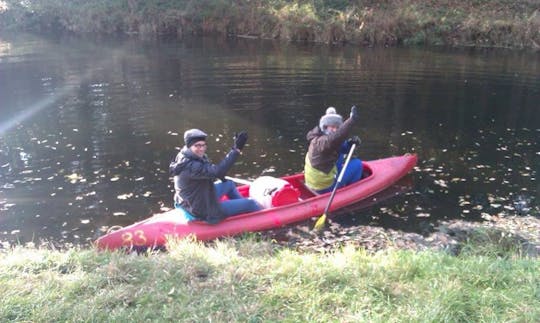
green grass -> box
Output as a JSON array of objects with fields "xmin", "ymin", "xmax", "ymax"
[
  {"xmin": 1, "ymin": 236, "xmax": 538, "ymax": 322},
  {"xmin": 1, "ymin": 0, "xmax": 539, "ymax": 49}
]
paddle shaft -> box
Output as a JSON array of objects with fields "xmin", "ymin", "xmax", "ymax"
[
  {"xmin": 224, "ymin": 176, "xmax": 252, "ymax": 186},
  {"xmin": 321, "ymin": 143, "xmax": 356, "ymax": 216}
]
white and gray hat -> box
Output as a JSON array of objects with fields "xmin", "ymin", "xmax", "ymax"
[{"xmin": 319, "ymin": 107, "xmax": 343, "ymax": 131}]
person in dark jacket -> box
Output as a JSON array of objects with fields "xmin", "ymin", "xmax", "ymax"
[
  {"xmin": 169, "ymin": 129, "xmax": 261, "ymax": 224},
  {"xmin": 304, "ymin": 106, "xmax": 363, "ymax": 194}
]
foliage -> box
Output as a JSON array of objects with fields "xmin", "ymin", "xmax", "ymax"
[{"xmin": 0, "ymin": 1, "xmax": 539, "ymax": 48}]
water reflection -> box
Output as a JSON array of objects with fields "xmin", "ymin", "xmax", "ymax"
[{"xmin": 0, "ymin": 33, "xmax": 538, "ymax": 246}]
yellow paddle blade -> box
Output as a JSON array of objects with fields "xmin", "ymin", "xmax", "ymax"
[{"xmin": 313, "ymin": 213, "xmax": 327, "ymax": 231}]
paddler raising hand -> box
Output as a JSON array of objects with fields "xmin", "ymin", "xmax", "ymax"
[
  {"xmin": 304, "ymin": 106, "xmax": 363, "ymax": 194},
  {"xmin": 169, "ymin": 129, "xmax": 261, "ymax": 224}
]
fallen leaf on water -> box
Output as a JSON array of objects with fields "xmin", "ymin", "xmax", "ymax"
[
  {"xmin": 65, "ymin": 173, "xmax": 84, "ymax": 183},
  {"xmin": 434, "ymin": 179, "xmax": 448, "ymax": 188}
]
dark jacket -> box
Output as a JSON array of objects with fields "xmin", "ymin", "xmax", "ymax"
[
  {"xmin": 306, "ymin": 117, "xmax": 356, "ymax": 173},
  {"xmin": 169, "ymin": 147, "xmax": 240, "ymax": 222}
]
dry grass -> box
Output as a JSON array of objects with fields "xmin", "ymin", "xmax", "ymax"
[{"xmin": 1, "ymin": 235, "xmax": 539, "ymax": 322}]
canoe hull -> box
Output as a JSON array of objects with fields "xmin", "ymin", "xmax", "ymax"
[{"xmin": 95, "ymin": 154, "xmax": 417, "ymax": 250}]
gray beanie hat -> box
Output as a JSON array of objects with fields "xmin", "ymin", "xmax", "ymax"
[
  {"xmin": 319, "ymin": 107, "xmax": 343, "ymax": 131},
  {"xmin": 184, "ymin": 128, "xmax": 208, "ymax": 147}
]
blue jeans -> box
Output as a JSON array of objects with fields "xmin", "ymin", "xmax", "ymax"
[
  {"xmin": 215, "ymin": 180, "xmax": 261, "ymax": 217},
  {"xmin": 316, "ymin": 157, "xmax": 363, "ymax": 194}
]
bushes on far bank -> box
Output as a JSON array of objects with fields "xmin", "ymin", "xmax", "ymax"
[{"xmin": 0, "ymin": 0, "xmax": 539, "ymax": 49}]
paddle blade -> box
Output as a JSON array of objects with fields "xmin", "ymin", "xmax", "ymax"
[{"xmin": 313, "ymin": 213, "xmax": 327, "ymax": 231}]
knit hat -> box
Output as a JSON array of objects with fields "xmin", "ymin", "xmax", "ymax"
[
  {"xmin": 319, "ymin": 107, "xmax": 343, "ymax": 131},
  {"xmin": 184, "ymin": 128, "xmax": 208, "ymax": 148}
]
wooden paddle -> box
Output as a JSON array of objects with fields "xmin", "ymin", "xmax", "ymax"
[{"xmin": 313, "ymin": 143, "xmax": 357, "ymax": 231}]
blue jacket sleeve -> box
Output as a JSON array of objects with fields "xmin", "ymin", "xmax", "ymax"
[{"xmin": 339, "ymin": 140, "xmax": 350, "ymax": 154}]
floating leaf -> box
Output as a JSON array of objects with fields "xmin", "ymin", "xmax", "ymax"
[
  {"xmin": 117, "ymin": 193, "xmax": 133, "ymax": 200},
  {"xmin": 66, "ymin": 173, "xmax": 84, "ymax": 183},
  {"xmin": 434, "ymin": 179, "xmax": 448, "ymax": 188}
]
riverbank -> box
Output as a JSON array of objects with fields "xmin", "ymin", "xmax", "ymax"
[
  {"xmin": 1, "ymin": 226, "xmax": 539, "ymax": 322},
  {"xmin": 273, "ymin": 215, "xmax": 540, "ymax": 257},
  {"xmin": 1, "ymin": 0, "xmax": 539, "ymax": 49}
]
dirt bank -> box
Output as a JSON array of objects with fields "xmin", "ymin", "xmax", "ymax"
[{"xmin": 273, "ymin": 215, "xmax": 540, "ymax": 257}]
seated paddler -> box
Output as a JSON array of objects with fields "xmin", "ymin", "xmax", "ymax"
[
  {"xmin": 169, "ymin": 128, "xmax": 261, "ymax": 224},
  {"xmin": 304, "ymin": 105, "xmax": 363, "ymax": 194}
]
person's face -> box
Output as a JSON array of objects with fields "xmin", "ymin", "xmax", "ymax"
[
  {"xmin": 325, "ymin": 124, "xmax": 339, "ymax": 133},
  {"xmin": 189, "ymin": 140, "xmax": 207, "ymax": 157}
]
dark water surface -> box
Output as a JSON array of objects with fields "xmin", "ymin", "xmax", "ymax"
[{"xmin": 1, "ymin": 33, "xmax": 539, "ymax": 247}]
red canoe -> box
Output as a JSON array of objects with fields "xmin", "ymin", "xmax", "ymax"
[{"xmin": 95, "ymin": 154, "xmax": 417, "ymax": 250}]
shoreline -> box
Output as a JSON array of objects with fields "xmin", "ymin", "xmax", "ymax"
[
  {"xmin": 1, "ymin": 0, "xmax": 539, "ymax": 50},
  {"xmin": 268, "ymin": 215, "xmax": 540, "ymax": 257},
  {"xmin": 2, "ymin": 215, "xmax": 538, "ymax": 258}
]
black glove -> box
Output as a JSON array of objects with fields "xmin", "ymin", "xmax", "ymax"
[
  {"xmin": 233, "ymin": 131, "xmax": 248, "ymax": 151},
  {"xmin": 347, "ymin": 135, "xmax": 361, "ymax": 146},
  {"xmin": 350, "ymin": 105, "xmax": 359, "ymax": 121}
]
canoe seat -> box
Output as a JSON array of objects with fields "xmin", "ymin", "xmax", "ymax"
[{"xmin": 300, "ymin": 181, "xmax": 320, "ymax": 196}]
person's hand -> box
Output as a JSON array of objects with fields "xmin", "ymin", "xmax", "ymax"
[
  {"xmin": 347, "ymin": 135, "xmax": 361, "ymax": 146},
  {"xmin": 350, "ymin": 105, "xmax": 359, "ymax": 121},
  {"xmin": 233, "ymin": 131, "xmax": 248, "ymax": 151}
]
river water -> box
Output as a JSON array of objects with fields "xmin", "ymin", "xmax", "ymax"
[{"xmin": 0, "ymin": 33, "xmax": 539, "ymax": 247}]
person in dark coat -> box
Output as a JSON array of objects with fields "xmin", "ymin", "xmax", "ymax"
[
  {"xmin": 169, "ymin": 129, "xmax": 261, "ymax": 224},
  {"xmin": 304, "ymin": 106, "xmax": 363, "ymax": 194}
]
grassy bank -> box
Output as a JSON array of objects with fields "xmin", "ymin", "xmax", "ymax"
[
  {"xmin": 1, "ymin": 234, "xmax": 539, "ymax": 322},
  {"xmin": 1, "ymin": 0, "xmax": 539, "ymax": 49}
]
